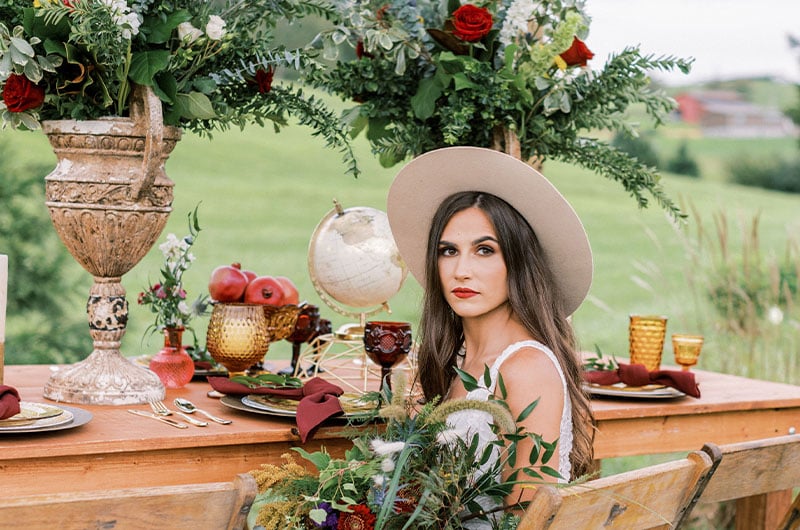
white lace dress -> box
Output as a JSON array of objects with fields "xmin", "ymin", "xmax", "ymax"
[{"xmin": 447, "ymin": 340, "xmax": 573, "ymax": 529}]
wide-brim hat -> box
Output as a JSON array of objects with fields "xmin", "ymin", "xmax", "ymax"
[{"xmin": 387, "ymin": 146, "xmax": 592, "ymax": 316}]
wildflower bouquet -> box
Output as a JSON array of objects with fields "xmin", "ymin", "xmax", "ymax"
[
  {"xmin": 306, "ymin": 0, "xmax": 694, "ymax": 218},
  {"xmin": 247, "ymin": 370, "xmax": 560, "ymax": 529},
  {"xmin": 137, "ymin": 207, "xmax": 209, "ymax": 341},
  {"xmin": 0, "ymin": 0, "xmax": 356, "ymax": 173}
]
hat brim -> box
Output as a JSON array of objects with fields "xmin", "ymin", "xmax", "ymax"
[{"xmin": 387, "ymin": 146, "xmax": 592, "ymax": 316}]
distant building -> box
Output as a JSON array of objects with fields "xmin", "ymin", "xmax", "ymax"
[{"xmin": 674, "ymin": 90, "xmax": 798, "ymax": 138}]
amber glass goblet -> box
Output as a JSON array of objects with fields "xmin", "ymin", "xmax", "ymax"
[
  {"xmin": 206, "ymin": 303, "xmax": 271, "ymax": 377},
  {"xmin": 672, "ymin": 334, "xmax": 704, "ymax": 371},
  {"xmin": 363, "ymin": 321, "xmax": 412, "ymax": 392}
]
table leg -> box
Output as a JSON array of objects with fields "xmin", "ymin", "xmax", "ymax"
[{"xmin": 735, "ymin": 490, "xmax": 794, "ymax": 530}]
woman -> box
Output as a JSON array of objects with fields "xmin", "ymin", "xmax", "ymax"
[{"xmin": 387, "ymin": 146, "xmax": 595, "ymax": 521}]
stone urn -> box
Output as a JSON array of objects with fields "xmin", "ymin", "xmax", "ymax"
[{"xmin": 41, "ymin": 85, "xmax": 182, "ymax": 405}]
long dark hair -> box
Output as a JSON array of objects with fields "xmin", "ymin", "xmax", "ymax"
[{"xmin": 416, "ymin": 191, "xmax": 595, "ymax": 478}]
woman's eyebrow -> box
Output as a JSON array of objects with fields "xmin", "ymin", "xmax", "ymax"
[{"xmin": 472, "ymin": 235, "xmax": 498, "ymax": 245}]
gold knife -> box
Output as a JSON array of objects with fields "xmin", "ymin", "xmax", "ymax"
[{"xmin": 127, "ymin": 409, "xmax": 189, "ymax": 429}]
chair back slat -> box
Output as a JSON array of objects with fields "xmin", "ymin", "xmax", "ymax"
[
  {"xmin": 519, "ymin": 449, "xmax": 718, "ymax": 530},
  {"xmin": 699, "ymin": 434, "xmax": 800, "ymax": 504},
  {"xmin": 0, "ymin": 473, "xmax": 257, "ymax": 530}
]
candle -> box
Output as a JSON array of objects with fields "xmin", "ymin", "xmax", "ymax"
[{"xmin": 0, "ymin": 254, "xmax": 6, "ymax": 384}]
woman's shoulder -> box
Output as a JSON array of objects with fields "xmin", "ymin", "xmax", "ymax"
[{"xmin": 494, "ymin": 341, "xmax": 565, "ymax": 386}]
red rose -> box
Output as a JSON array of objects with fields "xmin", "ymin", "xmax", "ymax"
[
  {"xmin": 336, "ymin": 504, "xmax": 376, "ymax": 530},
  {"xmin": 451, "ymin": 4, "xmax": 493, "ymax": 42},
  {"xmin": 560, "ymin": 36, "xmax": 594, "ymax": 67},
  {"xmin": 253, "ymin": 67, "xmax": 275, "ymax": 94},
  {"xmin": 2, "ymin": 74, "xmax": 45, "ymax": 113}
]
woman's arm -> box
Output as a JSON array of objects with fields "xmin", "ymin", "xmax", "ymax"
[{"xmin": 497, "ymin": 346, "xmax": 566, "ymax": 506}]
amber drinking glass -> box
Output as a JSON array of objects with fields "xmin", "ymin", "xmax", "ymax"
[
  {"xmin": 206, "ymin": 303, "xmax": 271, "ymax": 376},
  {"xmin": 672, "ymin": 334, "xmax": 704, "ymax": 371},
  {"xmin": 363, "ymin": 321, "xmax": 412, "ymax": 392},
  {"xmin": 629, "ymin": 315, "xmax": 668, "ymax": 372}
]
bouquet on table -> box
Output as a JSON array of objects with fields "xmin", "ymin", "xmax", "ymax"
[
  {"xmin": 0, "ymin": 0, "xmax": 357, "ymax": 173},
  {"xmin": 137, "ymin": 207, "xmax": 209, "ymax": 354},
  {"xmin": 306, "ymin": 0, "xmax": 693, "ymax": 218},
  {"xmin": 247, "ymin": 370, "xmax": 560, "ymax": 530}
]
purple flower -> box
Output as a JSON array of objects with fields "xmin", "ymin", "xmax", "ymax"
[{"xmin": 313, "ymin": 502, "xmax": 339, "ymax": 529}]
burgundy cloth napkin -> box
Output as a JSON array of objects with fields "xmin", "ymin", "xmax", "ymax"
[
  {"xmin": 207, "ymin": 376, "xmax": 344, "ymax": 442},
  {"xmin": 0, "ymin": 385, "xmax": 21, "ymax": 420},
  {"xmin": 584, "ymin": 363, "xmax": 701, "ymax": 398}
]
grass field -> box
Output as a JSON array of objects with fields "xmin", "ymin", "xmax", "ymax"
[{"xmin": 4, "ymin": 117, "xmax": 799, "ymax": 374}]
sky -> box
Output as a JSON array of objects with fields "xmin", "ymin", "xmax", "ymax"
[{"xmin": 584, "ymin": 0, "xmax": 800, "ymax": 86}]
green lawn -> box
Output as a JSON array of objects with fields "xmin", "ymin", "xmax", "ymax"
[{"xmin": 4, "ymin": 121, "xmax": 799, "ymax": 375}]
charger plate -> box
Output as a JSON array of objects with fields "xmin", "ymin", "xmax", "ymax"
[
  {"xmin": 583, "ymin": 382, "xmax": 686, "ymax": 399},
  {"xmin": 220, "ymin": 393, "xmax": 376, "ymax": 418},
  {"xmin": 0, "ymin": 402, "xmax": 73, "ymax": 431}
]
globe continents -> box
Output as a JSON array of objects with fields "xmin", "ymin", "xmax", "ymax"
[{"xmin": 308, "ymin": 204, "xmax": 408, "ymax": 312}]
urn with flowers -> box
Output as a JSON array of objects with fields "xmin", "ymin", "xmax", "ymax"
[{"xmin": 0, "ymin": 0, "xmax": 358, "ymax": 404}]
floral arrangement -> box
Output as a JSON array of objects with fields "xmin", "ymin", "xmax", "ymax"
[
  {"xmin": 246, "ymin": 370, "xmax": 560, "ymax": 529},
  {"xmin": 0, "ymin": 0, "xmax": 357, "ymax": 174},
  {"xmin": 137, "ymin": 207, "xmax": 208, "ymax": 341},
  {"xmin": 306, "ymin": 0, "xmax": 694, "ymax": 218}
]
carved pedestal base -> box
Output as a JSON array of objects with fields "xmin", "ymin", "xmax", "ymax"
[{"xmin": 43, "ymin": 277, "xmax": 165, "ymax": 405}]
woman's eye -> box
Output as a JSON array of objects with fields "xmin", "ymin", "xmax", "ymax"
[
  {"xmin": 476, "ymin": 245, "xmax": 495, "ymax": 256},
  {"xmin": 438, "ymin": 246, "xmax": 457, "ymax": 257}
]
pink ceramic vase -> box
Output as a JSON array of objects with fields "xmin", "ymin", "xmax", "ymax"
[{"xmin": 149, "ymin": 327, "xmax": 194, "ymax": 388}]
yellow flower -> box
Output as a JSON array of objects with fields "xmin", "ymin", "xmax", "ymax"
[{"xmin": 553, "ymin": 55, "xmax": 568, "ymax": 71}]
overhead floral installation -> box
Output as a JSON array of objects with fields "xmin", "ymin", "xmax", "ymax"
[
  {"xmin": 307, "ymin": 0, "xmax": 694, "ymax": 218},
  {"xmin": 0, "ymin": 0, "xmax": 358, "ymax": 174}
]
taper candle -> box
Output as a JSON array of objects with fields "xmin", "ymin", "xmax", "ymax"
[{"xmin": 0, "ymin": 254, "xmax": 7, "ymax": 384}]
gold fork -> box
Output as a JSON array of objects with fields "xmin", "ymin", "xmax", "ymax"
[{"xmin": 148, "ymin": 400, "xmax": 208, "ymax": 427}]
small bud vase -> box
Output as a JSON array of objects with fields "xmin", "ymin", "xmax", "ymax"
[{"xmin": 149, "ymin": 327, "xmax": 194, "ymax": 389}]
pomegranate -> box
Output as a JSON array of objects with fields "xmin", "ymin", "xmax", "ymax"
[
  {"xmin": 244, "ymin": 275, "xmax": 285, "ymax": 305},
  {"xmin": 276, "ymin": 276, "xmax": 300, "ymax": 305},
  {"xmin": 208, "ymin": 263, "xmax": 249, "ymax": 302}
]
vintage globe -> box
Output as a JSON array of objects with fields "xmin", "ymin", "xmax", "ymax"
[{"xmin": 308, "ymin": 201, "xmax": 408, "ymax": 318}]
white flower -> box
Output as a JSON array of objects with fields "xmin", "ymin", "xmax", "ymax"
[
  {"xmin": 372, "ymin": 475, "xmax": 385, "ymax": 487},
  {"xmin": 178, "ymin": 22, "xmax": 203, "ymax": 44},
  {"xmin": 205, "ymin": 15, "xmax": 227, "ymax": 41},
  {"xmin": 158, "ymin": 233, "xmax": 184, "ymax": 260},
  {"xmin": 381, "ymin": 457, "xmax": 395, "ymax": 473},
  {"xmin": 498, "ymin": 0, "xmax": 537, "ymax": 49},
  {"xmin": 177, "ymin": 301, "xmax": 190, "ymax": 315},
  {"xmin": 101, "ymin": 0, "xmax": 140, "ymax": 39},
  {"xmin": 370, "ymin": 439, "xmax": 405, "ymax": 456},
  {"xmin": 767, "ymin": 306, "xmax": 784, "ymax": 325}
]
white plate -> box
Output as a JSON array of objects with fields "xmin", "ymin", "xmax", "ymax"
[{"xmin": 583, "ymin": 382, "xmax": 686, "ymax": 399}]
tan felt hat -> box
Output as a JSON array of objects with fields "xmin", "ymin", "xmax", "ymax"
[{"xmin": 387, "ymin": 146, "xmax": 592, "ymax": 316}]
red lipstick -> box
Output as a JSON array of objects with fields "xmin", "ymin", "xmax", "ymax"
[{"xmin": 452, "ymin": 287, "xmax": 478, "ymax": 299}]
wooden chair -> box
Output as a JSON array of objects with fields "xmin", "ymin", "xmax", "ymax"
[
  {"xmin": 0, "ymin": 473, "xmax": 257, "ymax": 530},
  {"xmin": 518, "ymin": 446, "xmax": 720, "ymax": 530},
  {"xmin": 697, "ymin": 433, "xmax": 800, "ymax": 530}
]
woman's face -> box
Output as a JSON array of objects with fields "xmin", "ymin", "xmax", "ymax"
[{"xmin": 437, "ymin": 207, "xmax": 510, "ymax": 320}]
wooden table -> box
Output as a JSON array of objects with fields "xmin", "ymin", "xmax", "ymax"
[{"xmin": 3, "ymin": 364, "xmax": 800, "ymax": 525}]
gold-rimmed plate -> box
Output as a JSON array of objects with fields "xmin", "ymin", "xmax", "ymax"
[
  {"xmin": 583, "ymin": 382, "xmax": 686, "ymax": 399},
  {"xmin": 0, "ymin": 403, "xmax": 71, "ymax": 431},
  {"xmin": 220, "ymin": 393, "xmax": 376, "ymax": 419},
  {"xmin": 0, "ymin": 405, "xmax": 92, "ymax": 434}
]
